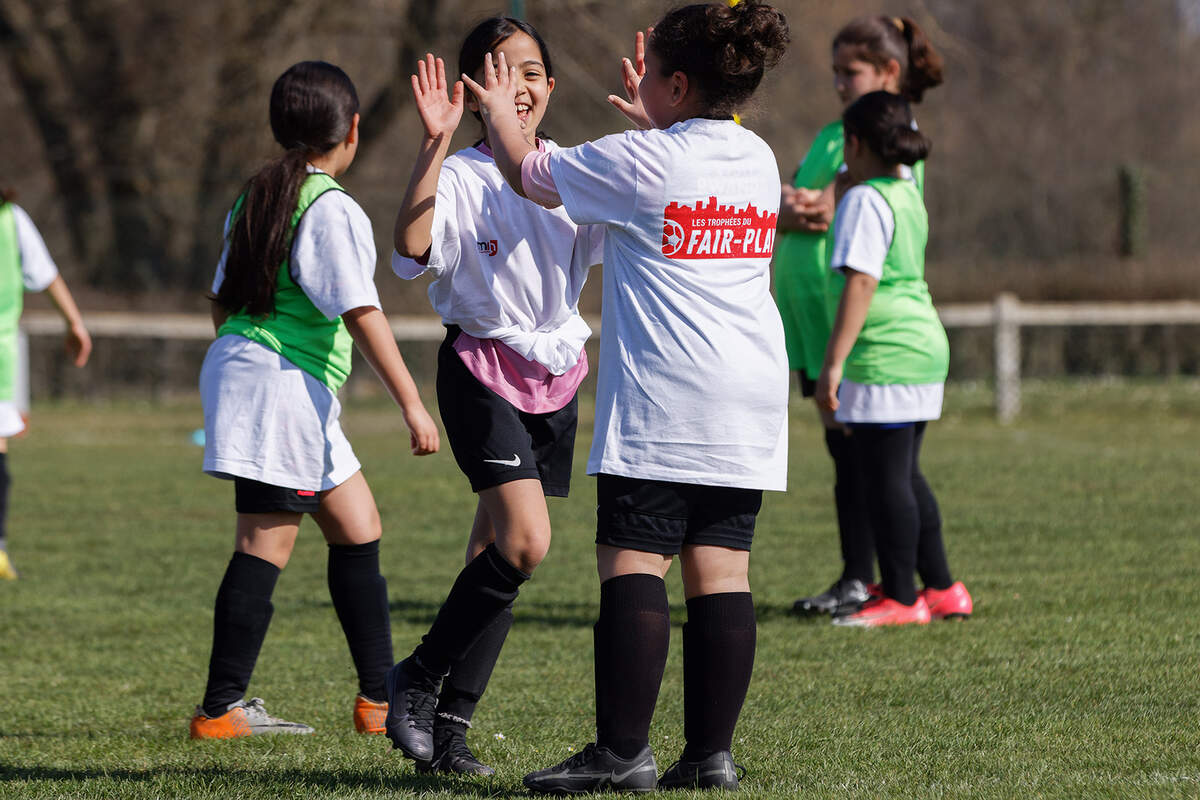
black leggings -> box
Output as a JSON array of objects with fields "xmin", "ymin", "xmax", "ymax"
[{"xmin": 849, "ymin": 422, "xmax": 952, "ymax": 605}]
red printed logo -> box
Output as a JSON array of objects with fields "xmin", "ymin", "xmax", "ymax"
[
  {"xmin": 662, "ymin": 198, "xmax": 777, "ymax": 259},
  {"xmin": 476, "ymin": 240, "xmax": 499, "ymax": 257}
]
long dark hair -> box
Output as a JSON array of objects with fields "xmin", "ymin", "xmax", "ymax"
[
  {"xmin": 648, "ymin": 0, "xmax": 789, "ymax": 117},
  {"xmin": 215, "ymin": 61, "xmax": 359, "ymax": 318},
  {"xmin": 833, "ymin": 16, "xmax": 943, "ymax": 103},
  {"xmin": 0, "ymin": 187, "xmax": 14, "ymax": 206},
  {"xmin": 843, "ymin": 91, "xmax": 931, "ymax": 167},
  {"xmin": 458, "ymin": 17, "xmax": 553, "ymax": 128}
]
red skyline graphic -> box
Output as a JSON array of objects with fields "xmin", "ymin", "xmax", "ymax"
[{"xmin": 662, "ymin": 197, "xmax": 778, "ymax": 260}]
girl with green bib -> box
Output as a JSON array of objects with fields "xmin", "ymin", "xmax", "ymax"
[
  {"xmin": 816, "ymin": 91, "xmax": 971, "ymax": 628},
  {"xmin": 190, "ymin": 62, "xmax": 439, "ymax": 739},
  {"xmin": 0, "ymin": 189, "xmax": 91, "ymax": 581},
  {"xmin": 778, "ymin": 16, "xmax": 943, "ymax": 618}
]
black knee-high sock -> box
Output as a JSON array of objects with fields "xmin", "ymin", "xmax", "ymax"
[
  {"xmin": 681, "ymin": 592, "xmax": 756, "ymax": 761},
  {"xmin": 412, "ymin": 543, "xmax": 528, "ymax": 678},
  {"xmin": 824, "ymin": 428, "xmax": 874, "ymax": 584},
  {"xmin": 910, "ymin": 423, "xmax": 953, "ymax": 590},
  {"xmin": 0, "ymin": 452, "xmax": 9, "ymax": 548},
  {"xmin": 202, "ymin": 552, "xmax": 280, "ymax": 716},
  {"xmin": 594, "ymin": 574, "xmax": 670, "ymax": 759},
  {"xmin": 328, "ymin": 540, "xmax": 393, "ymax": 702},
  {"xmin": 852, "ymin": 426, "xmax": 919, "ymax": 605},
  {"xmin": 437, "ymin": 602, "xmax": 514, "ymax": 725}
]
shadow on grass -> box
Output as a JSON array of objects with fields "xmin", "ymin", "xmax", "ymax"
[
  {"xmin": 0, "ymin": 764, "xmax": 526, "ymax": 798},
  {"xmin": 379, "ymin": 598, "xmax": 804, "ymax": 628}
]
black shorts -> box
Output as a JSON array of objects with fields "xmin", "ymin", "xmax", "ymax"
[
  {"xmin": 234, "ymin": 477, "xmax": 321, "ymax": 514},
  {"xmin": 595, "ymin": 473, "xmax": 763, "ymax": 555},
  {"xmin": 798, "ymin": 368, "xmax": 817, "ymax": 398},
  {"xmin": 437, "ymin": 327, "xmax": 578, "ymax": 497}
]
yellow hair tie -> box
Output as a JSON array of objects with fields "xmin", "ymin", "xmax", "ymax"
[{"xmin": 892, "ymin": 16, "xmax": 905, "ymax": 31}]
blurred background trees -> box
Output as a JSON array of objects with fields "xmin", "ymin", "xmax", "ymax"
[{"xmin": 2, "ymin": 0, "xmax": 1198, "ymax": 311}]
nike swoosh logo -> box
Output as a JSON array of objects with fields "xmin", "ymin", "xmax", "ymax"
[
  {"xmin": 483, "ymin": 454, "xmax": 522, "ymax": 467},
  {"xmin": 611, "ymin": 763, "xmax": 651, "ymax": 782}
]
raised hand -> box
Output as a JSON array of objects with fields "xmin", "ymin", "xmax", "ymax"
[
  {"xmin": 411, "ymin": 53, "xmax": 464, "ymax": 140},
  {"xmin": 607, "ymin": 29, "xmax": 652, "ymax": 129},
  {"xmin": 461, "ymin": 51, "xmax": 520, "ymax": 127}
]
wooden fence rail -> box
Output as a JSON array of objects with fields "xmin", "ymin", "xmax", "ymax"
[{"xmin": 20, "ymin": 294, "xmax": 1200, "ymax": 421}]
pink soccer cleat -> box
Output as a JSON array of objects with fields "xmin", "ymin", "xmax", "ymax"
[
  {"xmin": 831, "ymin": 595, "xmax": 931, "ymax": 627},
  {"xmin": 920, "ymin": 581, "xmax": 973, "ymax": 620}
]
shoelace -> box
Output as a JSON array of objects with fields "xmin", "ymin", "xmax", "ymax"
[
  {"xmin": 557, "ymin": 743, "xmax": 599, "ymax": 769},
  {"xmin": 439, "ymin": 731, "xmax": 481, "ymax": 764},
  {"xmin": 404, "ymin": 688, "xmax": 437, "ymax": 734}
]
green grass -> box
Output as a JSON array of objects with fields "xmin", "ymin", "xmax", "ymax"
[{"xmin": 2, "ymin": 379, "xmax": 1200, "ymax": 798}]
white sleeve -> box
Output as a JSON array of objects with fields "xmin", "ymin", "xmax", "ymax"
[
  {"xmin": 211, "ymin": 211, "xmax": 232, "ymax": 295},
  {"xmin": 547, "ymin": 132, "xmax": 639, "ymax": 227},
  {"xmin": 830, "ymin": 185, "xmax": 894, "ymax": 281},
  {"xmin": 11, "ymin": 205, "xmax": 60, "ymax": 291},
  {"xmin": 391, "ymin": 168, "xmax": 458, "ymax": 280},
  {"xmin": 291, "ymin": 191, "xmax": 381, "ymax": 319},
  {"xmin": 579, "ymin": 224, "xmax": 605, "ymax": 268}
]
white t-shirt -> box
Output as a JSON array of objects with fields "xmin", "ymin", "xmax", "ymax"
[
  {"xmin": 392, "ymin": 142, "xmax": 604, "ymax": 375},
  {"xmin": 549, "ymin": 118, "xmax": 789, "ymax": 491},
  {"xmin": 9, "ymin": 204, "xmax": 61, "ymax": 291},
  {"xmin": 201, "ymin": 175, "xmax": 380, "ymax": 490},
  {"xmin": 830, "ymin": 182, "xmax": 942, "ymax": 424}
]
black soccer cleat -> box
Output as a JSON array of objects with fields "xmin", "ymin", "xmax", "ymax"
[
  {"xmin": 793, "ymin": 577, "xmax": 870, "ymax": 617},
  {"xmin": 384, "ymin": 658, "xmax": 439, "ymax": 761},
  {"xmin": 523, "ymin": 742, "xmax": 657, "ymax": 794},
  {"xmin": 415, "ymin": 722, "xmax": 495, "ymax": 776},
  {"xmin": 657, "ymin": 750, "xmax": 744, "ymax": 791}
]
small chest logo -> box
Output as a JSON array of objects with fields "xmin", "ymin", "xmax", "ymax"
[
  {"xmin": 662, "ymin": 197, "xmax": 778, "ymax": 259},
  {"xmin": 477, "ymin": 239, "xmax": 499, "ymax": 257}
]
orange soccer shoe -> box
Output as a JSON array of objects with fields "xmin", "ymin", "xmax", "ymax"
[
  {"xmin": 353, "ymin": 694, "xmax": 388, "ymax": 735},
  {"xmin": 921, "ymin": 581, "xmax": 973, "ymax": 620},
  {"xmin": 832, "ymin": 595, "xmax": 932, "ymax": 628},
  {"xmin": 189, "ymin": 697, "xmax": 314, "ymax": 739}
]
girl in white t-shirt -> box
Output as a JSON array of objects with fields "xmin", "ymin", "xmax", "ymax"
[
  {"xmin": 383, "ymin": 18, "xmax": 602, "ymax": 774},
  {"xmin": 463, "ymin": 1, "xmax": 789, "ymax": 792},
  {"xmin": 0, "ymin": 191, "xmax": 91, "ymax": 581},
  {"xmin": 190, "ymin": 61, "xmax": 439, "ymax": 740}
]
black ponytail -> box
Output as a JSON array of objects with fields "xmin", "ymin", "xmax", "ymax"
[
  {"xmin": 216, "ymin": 61, "xmax": 359, "ymax": 318},
  {"xmin": 649, "ymin": 0, "xmax": 789, "ymax": 117},
  {"xmin": 843, "ymin": 91, "xmax": 931, "ymax": 166}
]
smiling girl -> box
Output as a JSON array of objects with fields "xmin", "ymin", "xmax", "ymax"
[{"xmin": 385, "ymin": 17, "xmax": 603, "ymax": 775}]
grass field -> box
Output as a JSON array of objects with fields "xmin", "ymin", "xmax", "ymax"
[{"xmin": 2, "ymin": 379, "xmax": 1199, "ymax": 799}]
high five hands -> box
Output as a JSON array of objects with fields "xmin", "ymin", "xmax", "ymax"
[
  {"xmin": 460, "ymin": 52, "xmax": 522, "ymax": 130},
  {"xmin": 607, "ymin": 29, "xmax": 653, "ymax": 129},
  {"xmin": 411, "ymin": 53, "xmax": 464, "ymax": 140}
]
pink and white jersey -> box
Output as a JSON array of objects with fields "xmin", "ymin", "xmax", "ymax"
[
  {"xmin": 392, "ymin": 141, "xmax": 603, "ymax": 380},
  {"xmin": 548, "ymin": 118, "xmax": 789, "ymax": 491}
]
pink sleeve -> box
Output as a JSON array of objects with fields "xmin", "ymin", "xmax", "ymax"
[{"xmin": 520, "ymin": 150, "xmax": 562, "ymax": 209}]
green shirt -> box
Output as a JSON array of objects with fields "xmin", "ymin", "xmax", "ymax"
[
  {"xmin": 843, "ymin": 176, "xmax": 948, "ymax": 386},
  {"xmin": 772, "ymin": 120, "xmax": 843, "ymax": 376},
  {"xmin": 0, "ymin": 204, "xmax": 23, "ymax": 402},
  {"xmin": 218, "ymin": 173, "xmax": 355, "ymax": 392}
]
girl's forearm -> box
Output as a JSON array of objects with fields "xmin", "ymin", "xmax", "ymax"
[
  {"xmin": 824, "ymin": 269, "xmax": 878, "ymax": 370},
  {"xmin": 485, "ymin": 114, "xmax": 535, "ymax": 197},
  {"xmin": 393, "ymin": 134, "xmax": 453, "ymax": 258},
  {"xmin": 342, "ymin": 306, "xmax": 423, "ymax": 410},
  {"xmin": 45, "ymin": 276, "xmax": 84, "ymax": 328}
]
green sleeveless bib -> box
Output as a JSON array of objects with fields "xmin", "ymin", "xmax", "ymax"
[
  {"xmin": 843, "ymin": 176, "xmax": 948, "ymax": 386},
  {"xmin": 0, "ymin": 204, "xmax": 23, "ymax": 403},
  {"xmin": 218, "ymin": 173, "xmax": 355, "ymax": 392}
]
